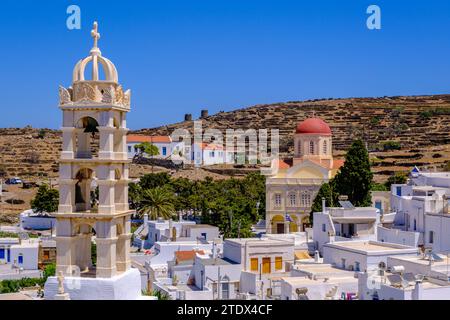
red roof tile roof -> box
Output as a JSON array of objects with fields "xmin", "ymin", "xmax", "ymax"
[
  {"xmin": 174, "ymin": 250, "xmax": 205, "ymax": 263},
  {"xmin": 127, "ymin": 135, "xmax": 172, "ymax": 143}
]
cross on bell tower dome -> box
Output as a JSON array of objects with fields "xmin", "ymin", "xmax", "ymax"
[{"xmin": 55, "ymin": 21, "xmax": 133, "ymax": 280}]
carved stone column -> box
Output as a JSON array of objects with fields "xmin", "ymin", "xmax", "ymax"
[
  {"xmin": 98, "ymin": 126, "xmax": 115, "ymax": 159},
  {"xmin": 61, "ymin": 127, "xmax": 76, "ymax": 159}
]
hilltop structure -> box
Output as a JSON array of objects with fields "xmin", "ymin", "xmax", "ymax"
[
  {"xmin": 44, "ymin": 22, "xmax": 146, "ymax": 300},
  {"xmin": 265, "ymin": 118, "xmax": 344, "ymax": 234}
]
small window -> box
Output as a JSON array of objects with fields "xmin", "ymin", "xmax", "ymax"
[
  {"xmin": 301, "ymin": 193, "xmax": 311, "ymax": 207},
  {"xmin": 18, "ymin": 254, "xmax": 23, "ymax": 265},
  {"xmin": 355, "ymin": 262, "xmax": 360, "ymax": 272},
  {"xmin": 289, "ymin": 194, "xmax": 296, "ymax": 206},
  {"xmin": 127, "ymin": 146, "xmax": 132, "ymax": 152},
  {"xmin": 322, "ymin": 224, "xmax": 326, "ymax": 232},
  {"xmin": 298, "ymin": 141, "xmax": 302, "ymax": 155},
  {"xmin": 162, "ymin": 147, "xmax": 167, "ymax": 156},
  {"xmin": 275, "ymin": 194, "xmax": 282, "ymax": 207},
  {"xmin": 323, "ymin": 140, "xmax": 328, "ymax": 154},
  {"xmin": 429, "ymin": 231, "xmax": 434, "ymax": 244},
  {"xmin": 309, "ymin": 141, "xmax": 315, "ymax": 154},
  {"xmin": 201, "ymin": 232, "xmax": 207, "ymax": 240}
]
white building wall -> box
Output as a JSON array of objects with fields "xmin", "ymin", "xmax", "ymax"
[
  {"xmin": 377, "ymin": 226, "xmax": 420, "ymax": 247},
  {"xmin": 425, "ymin": 214, "xmax": 450, "ymax": 253}
]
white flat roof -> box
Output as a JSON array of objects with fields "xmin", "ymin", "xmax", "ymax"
[
  {"xmin": 225, "ymin": 237, "xmax": 293, "ymax": 246},
  {"xmin": 324, "ymin": 241, "xmax": 417, "ymax": 255}
]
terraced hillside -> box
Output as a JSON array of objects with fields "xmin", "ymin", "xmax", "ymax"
[
  {"xmin": 137, "ymin": 95, "xmax": 450, "ymax": 151},
  {"xmin": 1, "ymin": 95, "xmax": 450, "ymax": 182}
]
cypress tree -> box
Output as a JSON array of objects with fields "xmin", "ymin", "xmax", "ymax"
[{"xmin": 333, "ymin": 139, "xmax": 373, "ymax": 206}]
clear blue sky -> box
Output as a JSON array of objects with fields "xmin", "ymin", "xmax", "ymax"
[{"xmin": 1, "ymin": 0, "xmax": 450, "ymax": 129}]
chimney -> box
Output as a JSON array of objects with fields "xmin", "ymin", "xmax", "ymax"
[
  {"xmin": 184, "ymin": 114, "xmax": 192, "ymax": 121},
  {"xmin": 322, "ymin": 197, "xmax": 326, "ymax": 214}
]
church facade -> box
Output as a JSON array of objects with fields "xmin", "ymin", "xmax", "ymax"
[{"xmin": 265, "ymin": 118, "xmax": 344, "ymax": 234}]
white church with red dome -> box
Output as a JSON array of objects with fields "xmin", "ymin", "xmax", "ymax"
[{"xmin": 265, "ymin": 117, "xmax": 344, "ymax": 234}]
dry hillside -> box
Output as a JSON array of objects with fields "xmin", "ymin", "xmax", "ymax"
[{"xmin": 1, "ymin": 95, "xmax": 450, "ymax": 183}]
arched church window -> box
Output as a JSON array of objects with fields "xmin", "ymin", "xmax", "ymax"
[
  {"xmin": 301, "ymin": 193, "xmax": 311, "ymax": 207},
  {"xmin": 323, "ymin": 140, "xmax": 328, "ymax": 154},
  {"xmin": 274, "ymin": 194, "xmax": 282, "ymax": 207},
  {"xmin": 289, "ymin": 193, "xmax": 296, "ymax": 207},
  {"xmin": 309, "ymin": 141, "xmax": 315, "ymax": 154}
]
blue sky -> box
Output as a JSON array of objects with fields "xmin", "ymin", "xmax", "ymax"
[{"xmin": 1, "ymin": 0, "xmax": 450, "ymax": 129}]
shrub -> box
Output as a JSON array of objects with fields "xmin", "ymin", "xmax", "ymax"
[
  {"xmin": 371, "ymin": 183, "xmax": 388, "ymax": 191},
  {"xmin": 382, "ymin": 141, "xmax": 401, "ymax": 151},
  {"xmin": 420, "ymin": 111, "xmax": 432, "ymax": 119}
]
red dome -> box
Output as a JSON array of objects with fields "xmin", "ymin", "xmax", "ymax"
[{"xmin": 296, "ymin": 118, "xmax": 331, "ymax": 135}]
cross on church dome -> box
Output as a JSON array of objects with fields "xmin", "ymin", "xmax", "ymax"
[
  {"xmin": 91, "ymin": 21, "xmax": 101, "ymax": 50},
  {"xmin": 72, "ymin": 21, "xmax": 118, "ymax": 83}
]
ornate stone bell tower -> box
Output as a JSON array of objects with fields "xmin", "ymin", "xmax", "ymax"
[{"xmin": 55, "ymin": 21, "xmax": 132, "ymax": 279}]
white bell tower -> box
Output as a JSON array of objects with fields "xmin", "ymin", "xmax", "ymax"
[{"xmin": 45, "ymin": 22, "xmax": 148, "ymax": 300}]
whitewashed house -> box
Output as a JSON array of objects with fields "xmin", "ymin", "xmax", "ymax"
[
  {"xmin": 126, "ymin": 135, "xmax": 186, "ymax": 160},
  {"xmin": 312, "ymin": 201, "xmax": 381, "ymax": 254},
  {"xmin": 358, "ymin": 253, "xmax": 450, "ymax": 300},
  {"xmin": 0, "ymin": 238, "xmax": 42, "ymax": 280},
  {"xmin": 191, "ymin": 143, "xmax": 234, "ymax": 166},
  {"xmin": 378, "ymin": 169, "xmax": 450, "ymax": 253},
  {"xmin": 136, "ymin": 216, "xmax": 219, "ymax": 249},
  {"xmin": 322, "ymin": 240, "xmax": 418, "ymax": 273}
]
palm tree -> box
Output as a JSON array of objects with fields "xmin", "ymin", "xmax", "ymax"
[{"xmin": 137, "ymin": 187, "xmax": 175, "ymax": 220}]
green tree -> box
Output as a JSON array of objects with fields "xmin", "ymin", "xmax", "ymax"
[
  {"xmin": 30, "ymin": 184, "xmax": 59, "ymax": 213},
  {"xmin": 137, "ymin": 187, "xmax": 175, "ymax": 219},
  {"xmin": 333, "ymin": 139, "xmax": 373, "ymax": 206},
  {"xmin": 139, "ymin": 172, "xmax": 171, "ymax": 190},
  {"xmin": 128, "ymin": 182, "xmax": 142, "ymax": 210},
  {"xmin": 310, "ymin": 182, "xmax": 337, "ymax": 223},
  {"xmin": 134, "ymin": 142, "xmax": 160, "ymax": 173},
  {"xmin": 384, "ymin": 172, "xmax": 407, "ymax": 190}
]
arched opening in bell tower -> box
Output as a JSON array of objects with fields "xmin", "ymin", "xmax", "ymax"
[
  {"xmin": 75, "ymin": 116, "xmax": 100, "ymax": 159},
  {"xmin": 72, "ymin": 223, "xmax": 96, "ymax": 277},
  {"xmin": 74, "ymin": 168, "xmax": 96, "ymax": 212}
]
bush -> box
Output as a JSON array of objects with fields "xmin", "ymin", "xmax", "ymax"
[
  {"xmin": 0, "ymin": 277, "xmax": 45, "ymax": 294},
  {"xmin": 370, "ymin": 117, "xmax": 381, "ymax": 126},
  {"xmin": 43, "ymin": 263, "xmax": 56, "ymax": 281},
  {"xmin": 371, "ymin": 183, "xmax": 388, "ymax": 191},
  {"xmin": 382, "ymin": 141, "xmax": 401, "ymax": 151},
  {"xmin": 384, "ymin": 172, "xmax": 408, "ymax": 189},
  {"xmin": 37, "ymin": 129, "xmax": 46, "ymax": 139},
  {"xmin": 420, "ymin": 111, "xmax": 432, "ymax": 119}
]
